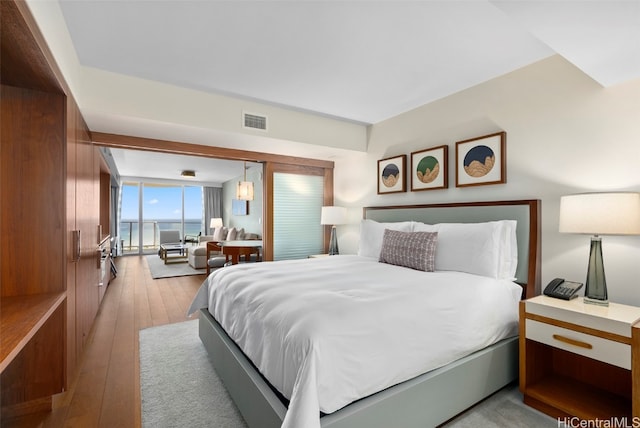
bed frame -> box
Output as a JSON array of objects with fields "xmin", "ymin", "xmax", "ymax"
[{"xmin": 198, "ymin": 199, "xmax": 541, "ymax": 427}]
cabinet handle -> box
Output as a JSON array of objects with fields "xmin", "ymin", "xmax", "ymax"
[
  {"xmin": 72, "ymin": 230, "xmax": 81, "ymax": 262},
  {"xmin": 552, "ymin": 334, "xmax": 593, "ymax": 350}
]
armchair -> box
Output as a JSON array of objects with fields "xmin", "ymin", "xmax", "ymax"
[
  {"xmin": 159, "ymin": 230, "xmax": 181, "ymax": 245},
  {"xmin": 158, "ymin": 230, "xmax": 182, "ymax": 257}
]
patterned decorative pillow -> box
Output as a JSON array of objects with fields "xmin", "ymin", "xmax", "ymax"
[{"xmin": 379, "ymin": 229, "xmax": 438, "ymax": 272}]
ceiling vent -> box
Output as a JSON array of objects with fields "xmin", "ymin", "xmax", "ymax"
[{"xmin": 243, "ymin": 111, "xmax": 268, "ymax": 131}]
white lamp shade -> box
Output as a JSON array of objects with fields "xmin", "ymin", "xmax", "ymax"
[
  {"xmin": 559, "ymin": 192, "xmax": 640, "ymax": 235},
  {"xmin": 210, "ymin": 218, "xmax": 223, "ymax": 229},
  {"xmin": 237, "ymin": 181, "xmax": 254, "ymax": 201},
  {"xmin": 321, "ymin": 206, "xmax": 347, "ymax": 226}
]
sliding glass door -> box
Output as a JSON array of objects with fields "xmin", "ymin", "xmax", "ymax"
[
  {"xmin": 184, "ymin": 185, "xmax": 204, "ymax": 237},
  {"xmin": 142, "ymin": 183, "xmax": 182, "ymax": 254},
  {"xmin": 119, "ymin": 181, "xmax": 203, "ymax": 255},
  {"xmin": 119, "ymin": 183, "xmax": 140, "ymax": 255},
  {"xmin": 272, "ymin": 171, "xmax": 325, "ymax": 260}
]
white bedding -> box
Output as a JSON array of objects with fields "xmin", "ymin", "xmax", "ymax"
[{"xmin": 189, "ymin": 255, "xmax": 522, "ymax": 428}]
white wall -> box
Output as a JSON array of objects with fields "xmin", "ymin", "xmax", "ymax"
[
  {"xmin": 26, "ymin": 0, "xmax": 369, "ymax": 156},
  {"xmin": 222, "ymin": 165, "xmax": 263, "ymax": 237},
  {"xmin": 334, "ymin": 55, "xmax": 640, "ymax": 306}
]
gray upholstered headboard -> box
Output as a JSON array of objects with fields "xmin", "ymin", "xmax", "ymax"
[{"xmin": 363, "ymin": 200, "xmax": 541, "ymax": 298}]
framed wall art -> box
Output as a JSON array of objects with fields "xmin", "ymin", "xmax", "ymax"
[
  {"xmin": 411, "ymin": 145, "xmax": 448, "ymax": 191},
  {"xmin": 455, "ymin": 131, "xmax": 506, "ymax": 187},
  {"xmin": 377, "ymin": 154, "xmax": 406, "ymax": 194},
  {"xmin": 232, "ymin": 199, "xmax": 249, "ymax": 216}
]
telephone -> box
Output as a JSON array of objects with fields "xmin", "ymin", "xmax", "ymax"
[{"xmin": 543, "ymin": 278, "xmax": 583, "ymax": 300}]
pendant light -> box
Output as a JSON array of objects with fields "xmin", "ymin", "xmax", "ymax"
[{"xmin": 236, "ymin": 161, "xmax": 254, "ymax": 201}]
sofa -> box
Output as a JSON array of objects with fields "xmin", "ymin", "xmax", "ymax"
[{"xmin": 187, "ymin": 226, "xmax": 260, "ymax": 269}]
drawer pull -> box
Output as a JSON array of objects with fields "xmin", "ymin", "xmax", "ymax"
[{"xmin": 552, "ymin": 334, "xmax": 593, "ymax": 350}]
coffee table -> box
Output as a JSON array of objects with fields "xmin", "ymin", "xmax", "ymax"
[{"xmin": 159, "ymin": 243, "xmax": 189, "ymax": 264}]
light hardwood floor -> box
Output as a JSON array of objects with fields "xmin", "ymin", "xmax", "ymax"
[{"xmin": 5, "ymin": 256, "xmax": 205, "ymax": 428}]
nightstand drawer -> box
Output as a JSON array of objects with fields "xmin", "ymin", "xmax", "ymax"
[{"xmin": 526, "ymin": 319, "xmax": 631, "ymax": 369}]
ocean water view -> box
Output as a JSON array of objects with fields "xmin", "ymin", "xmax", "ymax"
[{"xmin": 119, "ymin": 219, "xmax": 203, "ymax": 253}]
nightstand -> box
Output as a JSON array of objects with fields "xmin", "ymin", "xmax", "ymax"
[{"xmin": 520, "ymin": 295, "xmax": 640, "ymax": 421}]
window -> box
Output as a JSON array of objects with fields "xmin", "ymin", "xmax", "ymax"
[
  {"xmin": 119, "ymin": 182, "xmax": 203, "ymax": 255},
  {"xmin": 119, "ymin": 183, "xmax": 140, "ymax": 254}
]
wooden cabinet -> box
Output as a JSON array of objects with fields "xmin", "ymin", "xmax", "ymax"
[
  {"xmin": 74, "ymin": 109, "xmax": 101, "ymax": 354},
  {"xmin": 1, "ymin": 0, "xmax": 113, "ymax": 419},
  {"xmin": 1, "ymin": 84, "xmax": 67, "ymax": 417},
  {"xmin": 520, "ymin": 295, "xmax": 640, "ymax": 421},
  {"xmin": 67, "ymin": 100, "xmax": 107, "ymax": 378}
]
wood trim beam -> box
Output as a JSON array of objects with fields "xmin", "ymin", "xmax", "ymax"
[{"xmin": 91, "ymin": 132, "xmax": 335, "ymax": 169}]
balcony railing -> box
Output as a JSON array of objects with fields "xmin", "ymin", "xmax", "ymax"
[{"xmin": 118, "ymin": 220, "xmax": 202, "ymax": 254}]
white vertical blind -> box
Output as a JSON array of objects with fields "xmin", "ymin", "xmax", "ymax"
[{"xmin": 273, "ymin": 173, "xmax": 324, "ymax": 260}]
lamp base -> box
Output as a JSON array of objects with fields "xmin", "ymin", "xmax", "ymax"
[
  {"xmin": 583, "ymin": 296, "xmax": 609, "ymax": 306},
  {"xmin": 328, "ymin": 226, "xmax": 339, "ymax": 256},
  {"xmin": 583, "ymin": 236, "xmax": 608, "ymax": 307}
]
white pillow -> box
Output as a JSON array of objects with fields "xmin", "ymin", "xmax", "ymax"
[
  {"xmin": 226, "ymin": 227, "xmax": 237, "ymax": 241},
  {"xmin": 411, "ymin": 220, "xmax": 517, "ymax": 279},
  {"xmin": 357, "ymin": 219, "xmax": 414, "ymax": 259},
  {"xmin": 434, "ymin": 222, "xmax": 501, "ymax": 278},
  {"xmin": 412, "ymin": 221, "xmax": 437, "ymax": 233},
  {"xmin": 236, "ymin": 228, "xmax": 246, "ymax": 240},
  {"xmin": 498, "ymin": 220, "xmax": 518, "ymax": 280},
  {"xmin": 212, "ymin": 226, "xmax": 227, "ymax": 241}
]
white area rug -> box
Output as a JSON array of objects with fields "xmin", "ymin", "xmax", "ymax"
[
  {"xmin": 145, "ymin": 255, "xmax": 206, "ymax": 279},
  {"xmin": 139, "ymin": 319, "xmax": 248, "ymax": 428},
  {"xmin": 139, "ymin": 320, "xmax": 556, "ymax": 428}
]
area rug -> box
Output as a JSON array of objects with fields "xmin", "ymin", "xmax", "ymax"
[
  {"xmin": 145, "ymin": 254, "xmax": 206, "ymax": 279},
  {"xmin": 139, "ymin": 319, "xmax": 248, "ymax": 428},
  {"xmin": 139, "ymin": 320, "xmax": 556, "ymax": 428}
]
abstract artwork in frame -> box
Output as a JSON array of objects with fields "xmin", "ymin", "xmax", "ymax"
[
  {"xmin": 377, "ymin": 155, "xmax": 406, "ymax": 194},
  {"xmin": 411, "ymin": 145, "xmax": 448, "ymax": 191},
  {"xmin": 232, "ymin": 199, "xmax": 249, "ymax": 216},
  {"xmin": 455, "ymin": 131, "xmax": 506, "ymax": 187}
]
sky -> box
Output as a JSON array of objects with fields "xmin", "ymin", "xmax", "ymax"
[{"xmin": 121, "ymin": 183, "xmax": 202, "ymax": 220}]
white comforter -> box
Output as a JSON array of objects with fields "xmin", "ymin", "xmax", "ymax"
[{"xmin": 189, "ymin": 255, "xmax": 521, "ymax": 428}]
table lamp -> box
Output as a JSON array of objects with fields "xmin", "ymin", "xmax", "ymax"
[
  {"xmin": 321, "ymin": 206, "xmax": 347, "ymax": 255},
  {"xmin": 210, "ymin": 217, "xmax": 223, "ymax": 234},
  {"xmin": 559, "ymin": 192, "xmax": 640, "ymax": 306}
]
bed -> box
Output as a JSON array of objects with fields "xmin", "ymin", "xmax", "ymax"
[{"xmin": 190, "ymin": 199, "xmax": 541, "ymax": 428}]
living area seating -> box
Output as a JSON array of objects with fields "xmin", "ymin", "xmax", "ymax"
[
  {"xmin": 205, "ymin": 240, "xmax": 263, "ymax": 275},
  {"xmin": 158, "ymin": 230, "xmax": 182, "ymax": 257},
  {"xmin": 159, "ymin": 230, "xmax": 181, "ymax": 245},
  {"xmin": 187, "ymin": 226, "xmax": 261, "ymax": 269}
]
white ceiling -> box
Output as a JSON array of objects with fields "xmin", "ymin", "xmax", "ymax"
[
  {"xmin": 108, "ymin": 148, "xmax": 250, "ymax": 185},
  {"xmin": 56, "ymin": 0, "xmax": 640, "ymax": 182}
]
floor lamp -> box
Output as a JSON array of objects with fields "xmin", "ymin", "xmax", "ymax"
[
  {"xmin": 321, "ymin": 206, "xmax": 347, "ymax": 255},
  {"xmin": 559, "ymin": 192, "xmax": 640, "ymax": 306}
]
